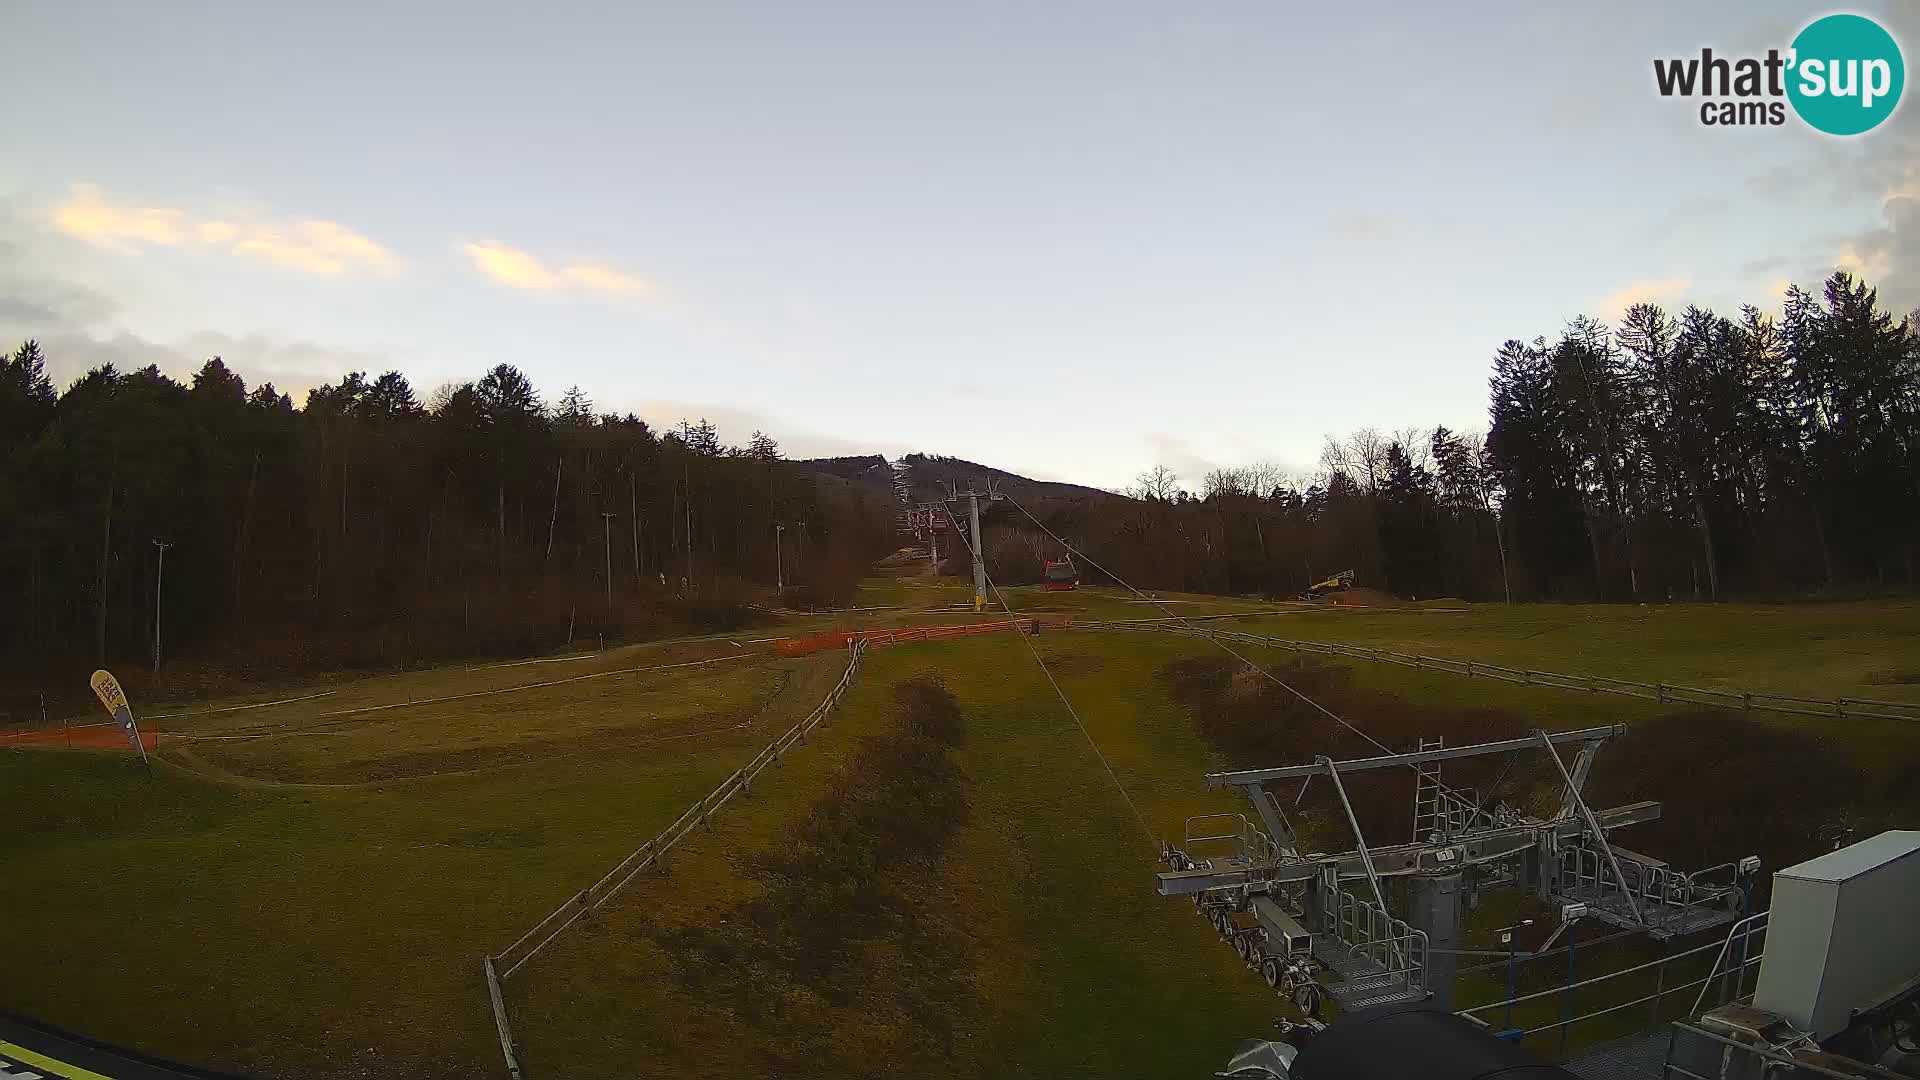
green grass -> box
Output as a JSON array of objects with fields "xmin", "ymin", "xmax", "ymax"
[
  {"xmin": 507, "ymin": 635, "xmax": 1279, "ymax": 1079},
  {"xmin": 4, "ymin": 591, "xmax": 1918, "ymax": 1078},
  {"xmin": 0, "ymin": 650, "xmax": 846, "ymax": 1079},
  {"xmin": 1232, "ymin": 599, "xmax": 1920, "ymax": 703}
]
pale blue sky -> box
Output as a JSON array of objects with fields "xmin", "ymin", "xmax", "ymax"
[{"xmin": 2, "ymin": 1, "xmax": 1915, "ymax": 488}]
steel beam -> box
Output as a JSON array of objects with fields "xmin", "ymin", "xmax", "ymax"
[
  {"xmin": 1247, "ymin": 783, "xmax": 1301, "ymax": 856},
  {"xmin": 1537, "ymin": 729, "xmax": 1644, "ymax": 926},
  {"xmin": 1154, "ymin": 801, "xmax": 1660, "ymax": 897},
  {"xmin": 1206, "ymin": 725, "xmax": 1625, "ymax": 787}
]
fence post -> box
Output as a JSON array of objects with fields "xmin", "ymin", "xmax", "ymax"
[
  {"xmin": 1835, "ymin": 699, "xmax": 1847, "ymax": 719},
  {"xmin": 1466, "ymin": 661, "xmax": 1475, "ymax": 679},
  {"xmin": 1523, "ymin": 670, "xmax": 1533, "ymax": 686},
  {"xmin": 1650, "ymin": 942, "xmax": 1668, "ymax": 1024},
  {"xmin": 1561, "ymin": 920, "xmax": 1579, "ymax": 1055},
  {"xmin": 1743, "ymin": 692, "xmax": 1752, "ymax": 712},
  {"xmin": 1656, "ymin": 683, "xmax": 1668, "ymax": 704},
  {"xmin": 484, "ymin": 956, "xmax": 524, "ymax": 1080},
  {"xmin": 1586, "ymin": 676, "xmax": 1596, "ymax": 694}
]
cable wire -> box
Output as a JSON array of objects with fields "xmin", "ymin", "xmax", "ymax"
[
  {"xmin": 1001, "ymin": 492, "xmax": 1472, "ymax": 799},
  {"xmin": 943, "ymin": 504, "xmax": 1159, "ymax": 850}
]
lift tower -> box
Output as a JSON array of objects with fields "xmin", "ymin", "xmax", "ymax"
[{"xmin": 945, "ymin": 481, "xmax": 1003, "ymax": 612}]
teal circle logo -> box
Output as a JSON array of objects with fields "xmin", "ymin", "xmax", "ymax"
[{"xmin": 1787, "ymin": 14, "xmax": 1904, "ymax": 135}]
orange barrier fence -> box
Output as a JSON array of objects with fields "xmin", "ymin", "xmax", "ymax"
[{"xmin": 771, "ymin": 615, "xmax": 1073, "ymax": 657}]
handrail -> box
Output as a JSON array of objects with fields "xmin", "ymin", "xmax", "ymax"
[
  {"xmin": 1691, "ymin": 910, "xmax": 1771, "ymax": 1017},
  {"xmin": 1519, "ymin": 961, "xmax": 1760, "ymax": 1037},
  {"xmin": 1457, "ymin": 933, "xmax": 1735, "ymax": 1015},
  {"xmin": 1667, "ymin": 1021, "xmax": 1860, "ymax": 1080}
]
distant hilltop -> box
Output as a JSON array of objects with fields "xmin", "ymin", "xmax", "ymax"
[{"xmin": 794, "ymin": 452, "xmax": 1117, "ymax": 504}]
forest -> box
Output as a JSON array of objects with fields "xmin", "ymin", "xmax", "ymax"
[
  {"xmin": 0, "ymin": 355, "xmax": 895, "ymax": 699},
  {"xmin": 977, "ymin": 272, "xmax": 1920, "ymax": 604},
  {"xmin": 4, "ymin": 268, "xmax": 1915, "ymax": 703}
]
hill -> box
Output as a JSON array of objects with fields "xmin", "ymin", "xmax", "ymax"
[{"xmin": 795, "ymin": 451, "xmax": 1121, "ymax": 505}]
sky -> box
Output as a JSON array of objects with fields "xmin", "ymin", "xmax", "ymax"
[{"xmin": 2, "ymin": 1, "xmax": 1917, "ymax": 490}]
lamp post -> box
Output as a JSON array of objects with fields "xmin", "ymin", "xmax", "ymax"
[
  {"xmin": 151, "ymin": 539, "xmax": 172, "ymax": 673},
  {"xmin": 774, "ymin": 523, "xmax": 785, "ymax": 591},
  {"xmin": 1560, "ymin": 903, "xmax": 1588, "ymax": 1054},
  {"xmin": 600, "ymin": 512, "xmax": 616, "ymax": 613},
  {"xmin": 1494, "ymin": 918, "xmax": 1534, "ymax": 1032}
]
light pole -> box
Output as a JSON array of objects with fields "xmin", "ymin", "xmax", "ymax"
[
  {"xmin": 1494, "ymin": 918, "xmax": 1534, "ymax": 1032},
  {"xmin": 774, "ymin": 523, "xmax": 785, "ymax": 591},
  {"xmin": 151, "ymin": 539, "xmax": 172, "ymax": 673},
  {"xmin": 1559, "ymin": 903, "xmax": 1587, "ymax": 1054},
  {"xmin": 600, "ymin": 512, "xmax": 616, "ymax": 613}
]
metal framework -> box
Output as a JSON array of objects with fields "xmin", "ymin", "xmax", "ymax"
[
  {"xmin": 1162, "ymin": 724, "xmax": 1760, "ymax": 1015},
  {"xmin": 944, "ymin": 480, "xmax": 1004, "ymax": 612}
]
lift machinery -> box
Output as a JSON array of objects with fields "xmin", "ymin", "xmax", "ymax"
[{"xmin": 1158, "ymin": 724, "xmax": 1761, "ymax": 1014}]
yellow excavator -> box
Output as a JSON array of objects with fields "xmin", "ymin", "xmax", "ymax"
[{"xmin": 1303, "ymin": 569, "xmax": 1354, "ymax": 600}]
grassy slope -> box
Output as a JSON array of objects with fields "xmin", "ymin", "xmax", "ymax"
[
  {"xmin": 5, "ymin": 593, "xmax": 1918, "ymax": 1077},
  {"xmin": 1233, "ymin": 600, "xmax": 1920, "ymax": 703},
  {"xmin": 511, "ymin": 634, "xmax": 1280, "ymax": 1079},
  {"xmin": 0, "ymin": 650, "xmax": 845, "ymax": 1079}
]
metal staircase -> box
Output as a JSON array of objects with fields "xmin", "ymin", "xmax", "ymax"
[{"xmin": 1311, "ymin": 887, "xmax": 1430, "ymax": 1009}]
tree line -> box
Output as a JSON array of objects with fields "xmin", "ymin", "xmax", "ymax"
[
  {"xmin": 0, "ymin": 352, "xmax": 893, "ymax": 695},
  {"xmin": 981, "ymin": 271, "xmax": 1920, "ymax": 603}
]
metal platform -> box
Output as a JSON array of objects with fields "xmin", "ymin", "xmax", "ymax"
[
  {"xmin": 1563, "ymin": 1029, "xmax": 1672, "ymax": 1080},
  {"xmin": 1554, "ymin": 889, "xmax": 1747, "ymax": 940},
  {"xmin": 1312, "ymin": 937, "xmax": 1425, "ymax": 1009}
]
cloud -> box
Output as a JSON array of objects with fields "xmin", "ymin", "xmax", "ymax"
[
  {"xmin": 1142, "ymin": 432, "xmax": 1223, "ymax": 489},
  {"xmin": 0, "ymin": 245, "xmax": 120, "ymax": 328},
  {"xmin": 612, "ymin": 398, "xmax": 902, "ymax": 461},
  {"xmin": 461, "ymin": 241, "xmax": 659, "ymax": 299},
  {"xmin": 50, "ymin": 182, "xmax": 401, "ymax": 276},
  {"xmin": 1325, "ymin": 211, "xmax": 1400, "ymax": 243},
  {"xmin": 1597, "ymin": 276, "xmax": 1692, "ymax": 318},
  {"xmin": 26, "ymin": 327, "xmax": 393, "ymax": 402},
  {"xmin": 1839, "ymin": 148, "xmax": 1920, "ymax": 311}
]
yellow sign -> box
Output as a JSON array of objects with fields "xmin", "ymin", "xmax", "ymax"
[{"xmin": 90, "ymin": 669, "xmax": 128, "ymax": 716}]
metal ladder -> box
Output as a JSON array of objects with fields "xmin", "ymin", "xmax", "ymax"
[{"xmin": 1412, "ymin": 737, "xmax": 1446, "ymax": 841}]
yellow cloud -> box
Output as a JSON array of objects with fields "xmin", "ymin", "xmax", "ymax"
[
  {"xmin": 1833, "ymin": 244, "xmax": 1890, "ymax": 282},
  {"xmin": 462, "ymin": 241, "xmax": 559, "ymax": 289},
  {"xmin": 50, "ymin": 182, "xmax": 399, "ymax": 276},
  {"xmin": 53, "ymin": 183, "xmax": 185, "ymax": 250},
  {"xmin": 562, "ymin": 263, "xmax": 654, "ymax": 296},
  {"xmin": 1599, "ymin": 276, "xmax": 1692, "ymax": 317},
  {"xmin": 462, "ymin": 241, "xmax": 658, "ymax": 298}
]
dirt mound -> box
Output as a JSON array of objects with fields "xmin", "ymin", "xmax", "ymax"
[{"xmin": 1330, "ymin": 587, "xmax": 1403, "ymax": 607}]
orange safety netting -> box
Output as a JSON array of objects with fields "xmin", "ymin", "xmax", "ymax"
[{"xmin": 771, "ymin": 615, "xmax": 1073, "ymax": 657}]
